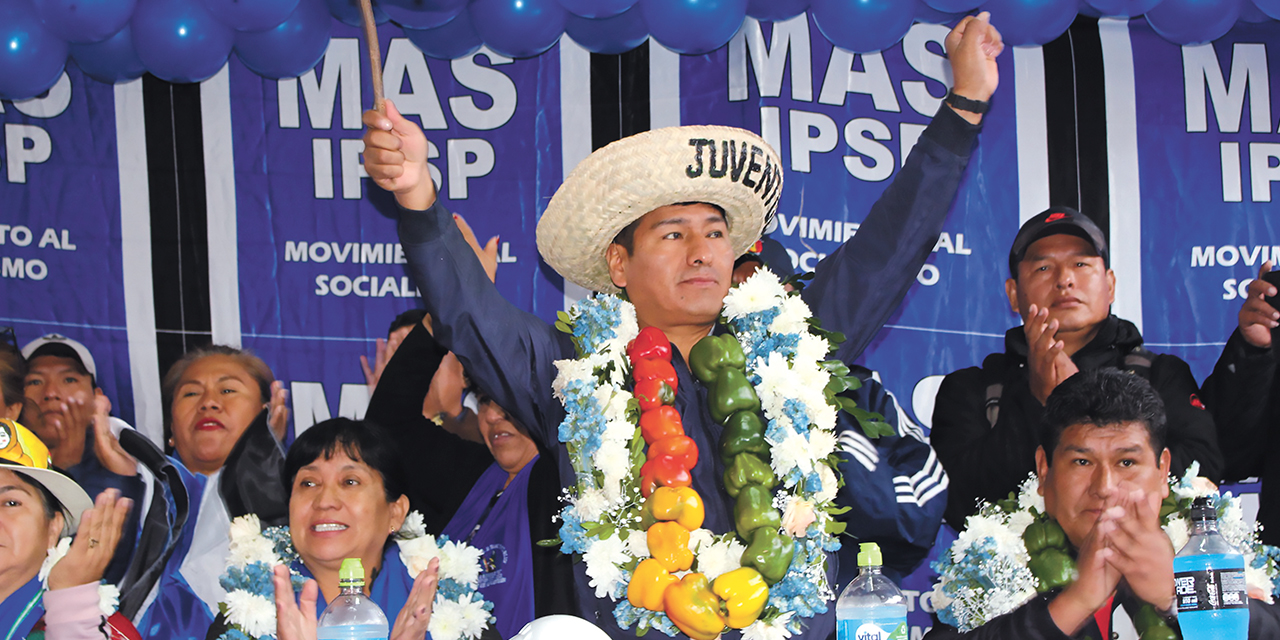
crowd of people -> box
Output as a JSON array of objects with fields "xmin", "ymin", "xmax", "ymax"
[{"xmin": 4, "ymin": 10, "xmax": 1280, "ymax": 640}]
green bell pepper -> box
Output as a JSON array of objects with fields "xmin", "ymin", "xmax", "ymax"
[
  {"xmin": 1027, "ymin": 547, "xmax": 1076, "ymax": 593},
  {"xmin": 723, "ymin": 452, "xmax": 777, "ymax": 499},
  {"xmin": 734, "ymin": 484, "xmax": 782, "ymax": 540},
  {"xmin": 720, "ymin": 411, "xmax": 769, "ymax": 464},
  {"xmin": 710, "ymin": 368, "xmax": 761, "ymax": 423},
  {"xmin": 741, "ymin": 526, "xmax": 795, "ymax": 584},
  {"xmin": 1022, "ymin": 519, "xmax": 1067, "ymax": 555},
  {"xmin": 688, "ymin": 334, "xmax": 746, "ymax": 384}
]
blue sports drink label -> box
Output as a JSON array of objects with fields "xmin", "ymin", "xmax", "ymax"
[
  {"xmin": 1174, "ymin": 557, "xmax": 1248, "ymax": 613},
  {"xmin": 837, "ymin": 617, "xmax": 907, "ymax": 640}
]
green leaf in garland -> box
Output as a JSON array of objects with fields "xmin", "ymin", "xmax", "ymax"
[{"xmin": 536, "ymin": 537, "xmax": 563, "ymax": 547}]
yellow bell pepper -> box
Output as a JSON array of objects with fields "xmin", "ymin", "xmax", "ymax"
[
  {"xmin": 627, "ymin": 558, "xmax": 678, "ymax": 612},
  {"xmin": 647, "ymin": 521, "xmax": 695, "ymax": 572},
  {"xmin": 712, "ymin": 567, "xmax": 770, "ymax": 629},
  {"xmin": 663, "ymin": 573, "xmax": 727, "ymax": 640},
  {"xmin": 650, "ymin": 486, "xmax": 706, "ymax": 530}
]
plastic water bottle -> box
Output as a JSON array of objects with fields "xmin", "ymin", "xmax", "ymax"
[
  {"xmin": 1174, "ymin": 497, "xmax": 1249, "ymax": 640},
  {"xmin": 836, "ymin": 542, "xmax": 908, "ymax": 640},
  {"xmin": 317, "ymin": 558, "xmax": 390, "ymax": 640}
]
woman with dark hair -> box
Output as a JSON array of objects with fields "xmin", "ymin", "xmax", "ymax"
[
  {"xmin": 365, "ymin": 314, "xmax": 577, "ymax": 638},
  {"xmin": 93, "ymin": 345, "xmax": 291, "ymax": 638},
  {"xmin": 0, "ymin": 418, "xmax": 138, "ymax": 639},
  {"xmin": 211, "ymin": 418, "xmax": 482, "ymax": 640}
]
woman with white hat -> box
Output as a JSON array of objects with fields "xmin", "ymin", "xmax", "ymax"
[{"xmin": 0, "ymin": 418, "xmax": 136, "ymax": 639}]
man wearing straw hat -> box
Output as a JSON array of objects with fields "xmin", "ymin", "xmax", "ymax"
[{"xmin": 362, "ymin": 13, "xmax": 1002, "ymax": 639}]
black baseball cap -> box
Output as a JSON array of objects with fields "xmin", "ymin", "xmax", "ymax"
[{"xmin": 1008, "ymin": 206, "xmax": 1109, "ymax": 276}]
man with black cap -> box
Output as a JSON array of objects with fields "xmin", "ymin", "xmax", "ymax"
[
  {"xmin": 931, "ymin": 207, "xmax": 1224, "ymax": 530},
  {"xmin": 21, "ymin": 333, "xmax": 144, "ymax": 584}
]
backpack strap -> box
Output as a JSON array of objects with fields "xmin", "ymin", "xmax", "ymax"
[
  {"xmin": 1123, "ymin": 345, "xmax": 1157, "ymax": 380},
  {"xmin": 981, "ymin": 352, "xmax": 1007, "ymax": 429}
]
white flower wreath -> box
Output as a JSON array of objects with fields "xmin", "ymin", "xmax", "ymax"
[{"xmin": 217, "ymin": 512, "xmax": 494, "ymax": 640}]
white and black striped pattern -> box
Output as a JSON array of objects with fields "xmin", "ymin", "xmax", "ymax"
[{"xmin": 893, "ymin": 448, "xmax": 948, "ymax": 507}]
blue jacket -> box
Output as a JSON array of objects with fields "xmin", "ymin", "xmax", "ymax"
[
  {"xmin": 834, "ymin": 366, "xmax": 947, "ymax": 588},
  {"xmin": 397, "ymin": 105, "xmax": 978, "ymax": 639}
]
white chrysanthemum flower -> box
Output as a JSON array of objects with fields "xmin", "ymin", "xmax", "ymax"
[
  {"xmin": 955, "ymin": 515, "xmax": 1027, "ymax": 562},
  {"xmin": 1016, "ymin": 476, "xmax": 1044, "ymax": 513},
  {"xmin": 583, "ymin": 534, "xmax": 630, "ymax": 599},
  {"xmin": 602, "ymin": 391, "xmax": 633, "ymax": 433},
  {"xmin": 627, "ymin": 529, "xmax": 651, "ymax": 559},
  {"xmin": 228, "ymin": 514, "xmax": 262, "ymax": 544},
  {"xmin": 552, "ymin": 358, "xmax": 596, "ymax": 400},
  {"xmin": 574, "ymin": 487, "xmax": 609, "ymax": 522},
  {"xmin": 1163, "ymin": 514, "xmax": 1190, "ymax": 552},
  {"xmin": 400, "ymin": 511, "xmax": 427, "ymax": 538},
  {"xmin": 770, "ymin": 295, "xmax": 811, "ymax": 335},
  {"xmin": 596, "ymin": 442, "xmax": 631, "ymax": 503},
  {"xmin": 696, "ymin": 538, "xmax": 746, "ymax": 581},
  {"xmin": 439, "ymin": 540, "xmax": 484, "ymax": 588},
  {"xmin": 742, "ymin": 611, "xmax": 795, "ymax": 640},
  {"xmin": 97, "ymin": 584, "xmax": 119, "ymax": 615},
  {"xmin": 724, "ymin": 274, "xmax": 782, "ymax": 319},
  {"xmin": 770, "ymin": 433, "xmax": 814, "ymax": 480},
  {"xmin": 815, "ymin": 464, "xmax": 838, "ymax": 503},
  {"xmin": 807, "ymin": 429, "xmax": 837, "ymax": 461},
  {"xmin": 397, "ymin": 534, "xmax": 442, "ymax": 577},
  {"xmin": 1005, "ymin": 511, "xmax": 1034, "ymax": 538},
  {"xmin": 429, "ymin": 597, "xmax": 465, "ymax": 640},
  {"xmin": 229, "ymin": 531, "xmax": 278, "ymax": 567},
  {"xmin": 687, "ymin": 528, "xmax": 714, "ymax": 554},
  {"xmin": 225, "ymin": 590, "xmax": 276, "ymax": 638},
  {"xmin": 793, "ymin": 332, "xmax": 830, "ymax": 367},
  {"xmin": 39, "ymin": 537, "xmax": 71, "ymax": 582}
]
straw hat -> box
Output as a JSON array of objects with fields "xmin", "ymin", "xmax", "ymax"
[
  {"xmin": 0, "ymin": 418, "xmax": 93, "ymax": 532},
  {"xmin": 537, "ymin": 125, "xmax": 784, "ymax": 294}
]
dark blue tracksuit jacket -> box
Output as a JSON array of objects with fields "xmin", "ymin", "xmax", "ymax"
[{"xmin": 396, "ymin": 105, "xmax": 978, "ymax": 640}]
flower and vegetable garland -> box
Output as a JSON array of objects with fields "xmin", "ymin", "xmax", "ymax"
[
  {"xmin": 551, "ymin": 268, "xmax": 872, "ymax": 639},
  {"xmin": 930, "ymin": 463, "xmax": 1280, "ymax": 638},
  {"xmin": 216, "ymin": 513, "xmax": 494, "ymax": 640}
]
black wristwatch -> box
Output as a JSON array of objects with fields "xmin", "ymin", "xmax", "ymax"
[{"xmin": 945, "ymin": 89, "xmax": 990, "ymax": 114}]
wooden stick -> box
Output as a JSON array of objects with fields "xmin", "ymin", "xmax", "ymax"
[{"xmin": 358, "ymin": 0, "xmax": 385, "ymax": 113}]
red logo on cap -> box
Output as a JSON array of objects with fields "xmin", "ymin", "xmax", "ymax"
[
  {"xmin": 1190, "ymin": 393, "xmax": 1205, "ymax": 410},
  {"xmin": 1045, "ymin": 212, "xmax": 1069, "ymax": 223},
  {"xmin": 750, "ymin": 240, "xmax": 763, "ymax": 254}
]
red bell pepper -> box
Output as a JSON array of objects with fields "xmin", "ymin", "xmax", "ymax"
[
  {"xmin": 633, "ymin": 358, "xmax": 678, "ymax": 395},
  {"xmin": 640, "ymin": 406, "xmax": 684, "ymax": 444},
  {"xmin": 648, "ymin": 435, "xmax": 698, "ymax": 470},
  {"xmin": 627, "ymin": 326, "xmax": 673, "ymax": 362},
  {"xmin": 640, "ymin": 455, "xmax": 693, "ymax": 497},
  {"xmin": 634, "ymin": 379, "xmax": 675, "ymax": 412}
]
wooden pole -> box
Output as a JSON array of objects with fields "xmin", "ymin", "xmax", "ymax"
[{"xmin": 358, "ymin": 0, "xmax": 385, "ymax": 113}]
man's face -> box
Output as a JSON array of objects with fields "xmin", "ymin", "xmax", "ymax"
[
  {"xmin": 1037, "ymin": 421, "xmax": 1171, "ymax": 548},
  {"xmin": 1006, "ymin": 234, "xmax": 1115, "ymax": 335},
  {"xmin": 23, "ymin": 355, "xmax": 94, "ymax": 445},
  {"xmin": 605, "ymin": 204, "xmax": 735, "ymax": 333}
]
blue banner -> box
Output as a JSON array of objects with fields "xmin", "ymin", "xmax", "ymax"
[
  {"xmin": 1126, "ymin": 18, "xmax": 1280, "ymax": 380},
  {"xmin": 0, "ymin": 68, "xmax": 142, "ymax": 426},
  {"xmin": 221, "ymin": 23, "xmax": 565, "ymax": 433}
]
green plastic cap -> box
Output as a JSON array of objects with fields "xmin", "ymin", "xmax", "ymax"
[
  {"xmin": 338, "ymin": 558, "xmax": 365, "ymax": 588},
  {"xmin": 857, "ymin": 542, "xmax": 882, "ymax": 567}
]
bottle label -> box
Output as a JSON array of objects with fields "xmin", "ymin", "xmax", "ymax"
[
  {"xmin": 837, "ymin": 619, "xmax": 907, "ymax": 640},
  {"xmin": 1174, "ymin": 568, "xmax": 1248, "ymax": 613}
]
